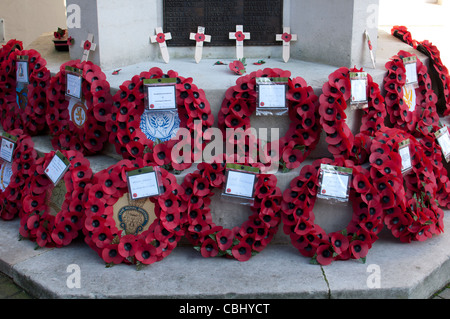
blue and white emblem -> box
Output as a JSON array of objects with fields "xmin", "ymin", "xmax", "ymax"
[{"xmin": 140, "ymin": 110, "xmax": 180, "ymax": 142}]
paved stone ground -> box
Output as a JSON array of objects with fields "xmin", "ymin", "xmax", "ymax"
[
  {"xmin": 0, "ymin": 269, "xmax": 449, "ymax": 299},
  {"xmin": 0, "ymin": 273, "xmax": 33, "ymax": 299}
]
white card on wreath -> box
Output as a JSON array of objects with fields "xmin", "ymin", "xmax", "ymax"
[
  {"xmin": 258, "ymin": 84, "xmax": 286, "ymax": 108},
  {"xmin": 399, "ymin": 141, "xmax": 412, "ymax": 173},
  {"xmin": 66, "ymin": 73, "xmax": 82, "ymax": 100},
  {"xmin": 351, "ymin": 78, "xmax": 367, "ymax": 102},
  {"xmin": 0, "ymin": 138, "xmax": 15, "ymax": 163},
  {"xmin": 403, "ymin": 56, "xmax": 418, "ymax": 85},
  {"xmin": 318, "ymin": 165, "xmax": 352, "ymax": 201},
  {"xmin": 436, "ymin": 127, "xmax": 450, "ymax": 161},
  {"xmin": 45, "ymin": 151, "xmax": 70, "ymax": 185},
  {"xmin": 127, "ymin": 168, "xmax": 160, "ymax": 200},
  {"xmin": 147, "ymin": 85, "xmax": 176, "ymax": 110},
  {"xmin": 225, "ymin": 170, "xmax": 256, "ymax": 198},
  {"xmin": 16, "ymin": 60, "xmax": 29, "ymax": 84},
  {"xmin": 320, "ymin": 171, "xmax": 350, "ymax": 200}
]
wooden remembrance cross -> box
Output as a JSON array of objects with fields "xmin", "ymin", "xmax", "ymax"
[
  {"xmin": 276, "ymin": 27, "xmax": 297, "ymax": 63},
  {"xmin": 80, "ymin": 33, "xmax": 97, "ymax": 62},
  {"xmin": 151, "ymin": 27, "xmax": 172, "ymax": 64},
  {"xmin": 229, "ymin": 25, "xmax": 250, "ymax": 60},
  {"xmin": 189, "ymin": 26, "xmax": 211, "ymax": 64}
]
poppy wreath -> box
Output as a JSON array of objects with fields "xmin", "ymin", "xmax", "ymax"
[
  {"xmin": 384, "ymin": 50, "xmax": 450, "ymax": 208},
  {"xmin": 19, "ymin": 149, "xmax": 93, "ymax": 248},
  {"xmin": 218, "ymin": 68, "xmax": 321, "ymax": 172},
  {"xmin": 371, "ymin": 127, "xmax": 444, "ymax": 242},
  {"xmin": 0, "ymin": 39, "xmax": 22, "ymax": 64},
  {"xmin": 107, "ymin": 67, "xmax": 214, "ymax": 172},
  {"xmin": 182, "ymin": 159, "xmax": 282, "ymax": 262},
  {"xmin": 46, "ymin": 59, "xmax": 112, "ymax": 155},
  {"xmin": 281, "ymin": 158, "xmax": 383, "ymax": 266},
  {"xmin": 0, "ymin": 40, "xmax": 22, "ymax": 119},
  {"xmin": 82, "ymin": 159, "xmax": 186, "ymax": 267},
  {"xmin": 384, "ymin": 50, "xmax": 439, "ymax": 136},
  {"xmin": 0, "ymin": 48, "xmax": 51, "ymax": 135},
  {"xmin": 318, "ymin": 66, "xmax": 386, "ymax": 164},
  {"xmin": 392, "ymin": 26, "xmax": 450, "ymax": 116},
  {"xmin": 0, "ymin": 129, "xmax": 38, "ymax": 221}
]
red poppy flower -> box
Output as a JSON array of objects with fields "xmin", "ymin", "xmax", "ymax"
[
  {"xmin": 282, "ymin": 33, "xmax": 292, "ymax": 42},
  {"xmin": 83, "ymin": 40, "xmax": 92, "ymax": 51},
  {"xmin": 200, "ymin": 238, "xmax": 219, "ymax": 258},
  {"xmin": 215, "ymin": 228, "xmax": 234, "ymax": 251},
  {"xmin": 195, "ymin": 33, "xmax": 205, "ymax": 42},
  {"xmin": 330, "ymin": 232, "xmax": 349, "ymax": 255},
  {"xmin": 118, "ymin": 235, "xmax": 138, "ymax": 258},
  {"xmin": 229, "ymin": 60, "xmax": 246, "ymax": 75},
  {"xmin": 231, "ymin": 241, "xmax": 252, "ymax": 262},
  {"xmin": 349, "ymin": 240, "xmax": 369, "ymax": 260},
  {"xmin": 102, "ymin": 244, "xmax": 124, "ymax": 264},
  {"xmin": 235, "ymin": 31, "xmax": 246, "ymax": 41},
  {"xmin": 135, "ymin": 242, "xmax": 158, "ymax": 265},
  {"xmin": 316, "ymin": 245, "xmax": 334, "ymax": 266}
]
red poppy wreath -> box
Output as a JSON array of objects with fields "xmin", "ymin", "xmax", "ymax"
[
  {"xmin": 182, "ymin": 159, "xmax": 282, "ymax": 262},
  {"xmin": 0, "ymin": 39, "xmax": 22, "ymax": 64},
  {"xmin": 19, "ymin": 149, "xmax": 93, "ymax": 248},
  {"xmin": 318, "ymin": 66, "xmax": 386, "ymax": 164},
  {"xmin": 392, "ymin": 26, "xmax": 450, "ymax": 116},
  {"xmin": 107, "ymin": 67, "xmax": 214, "ymax": 172},
  {"xmin": 384, "ymin": 50, "xmax": 439, "ymax": 136},
  {"xmin": 371, "ymin": 127, "xmax": 444, "ymax": 243},
  {"xmin": 46, "ymin": 60, "xmax": 112, "ymax": 155},
  {"xmin": 0, "ymin": 129, "xmax": 38, "ymax": 221},
  {"xmin": 384, "ymin": 50, "xmax": 450, "ymax": 207},
  {"xmin": 281, "ymin": 158, "xmax": 384, "ymax": 266},
  {"xmin": 0, "ymin": 48, "xmax": 51, "ymax": 135},
  {"xmin": 218, "ymin": 68, "xmax": 321, "ymax": 172},
  {"xmin": 82, "ymin": 159, "xmax": 186, "ymax": 267}
]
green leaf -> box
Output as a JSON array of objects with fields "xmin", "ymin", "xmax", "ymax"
[
  {"xmin": 309, "ymin": 256, "xmax": 319, "ymax": 265},
  {"xmin": 193, "ymin": 246, "xmax": 201, "ymax": 252},
  {"xmin": 105, "ymin": 262, "xmax": 115, "ymax": 268},
  {"xmin": 136, "ymin": 261, "xmax": 145, "ymax": 271},
  {"xmin": 359, "ymin": 257, "xmax": 367, "ymax": 264}
]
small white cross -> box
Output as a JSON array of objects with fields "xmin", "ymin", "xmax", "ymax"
[
  {"xmin": 150, "ymin": 27, "xmax": 172, "ymax": 64},
  {"xmin": 229, "ymin": 25, "xmax": 250, "ymax": 60},
  {"xmin": 80, "ymin": 33, "xmax": 97, "ymax": 62},
  {"xmin": 276, "ymin": 27, "xmax": 297, "ymax": 63},
  {"xmin": 190, "ymin": 26, "xmax": 211, "ymax": 64}
]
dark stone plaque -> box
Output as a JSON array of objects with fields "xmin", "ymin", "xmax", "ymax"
[{"xmin": 163, "ymin": 0, "xmax": 283, "ymax": 46}]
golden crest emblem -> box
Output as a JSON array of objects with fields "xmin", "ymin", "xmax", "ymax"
[{"xmin": 71, "ymin": 101, "xmax": 87, "ymax": 128}]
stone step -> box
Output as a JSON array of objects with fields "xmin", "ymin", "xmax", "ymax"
[{"xmin": 1, "ymin": 214, "xmax": 450, "ymax": 299}]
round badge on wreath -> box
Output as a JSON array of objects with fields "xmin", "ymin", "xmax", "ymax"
[{"xmin": 46, "ymin": 59, "xmax": 113, "ymax": 155}]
